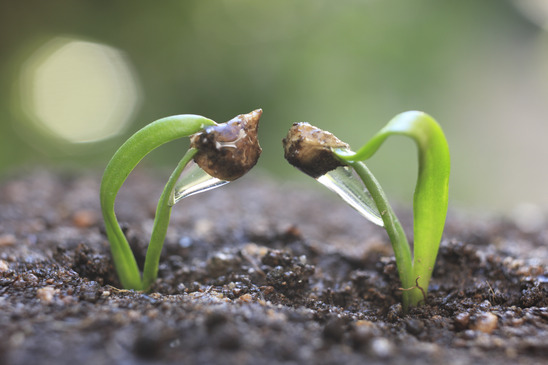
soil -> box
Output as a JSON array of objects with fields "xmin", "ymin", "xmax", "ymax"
[{"xmin": 0, "ymin": 169, "xmax": 547, "ymax": 365}]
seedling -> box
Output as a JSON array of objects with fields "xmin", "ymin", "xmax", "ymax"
[
  {"xmin": 283, "ymin": 111, "xmax": 450, "ymax": 311},
  {"xmin": 100, "ymin": 109, "xmax": 262, "ymax": 290}
]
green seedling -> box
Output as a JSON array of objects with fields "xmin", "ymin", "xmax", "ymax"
[
  {"xmin": 100, "ymin": 109, "xmax": 262, "ymax": 290},
  {"xmin": 283, "ymin": 111, "xmax": 450, "ymax": 311}
]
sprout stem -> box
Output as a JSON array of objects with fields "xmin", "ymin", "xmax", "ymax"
[
  {"xmin": 335, "ymin": 111, "xmax": 450, "ymax": 309},
  {"xmin": 100, "ymin": 111, "xmax": 262, "ymax": 290},
  {"xmin": 284, "ymin": 111, "xmax": 449, "ymax": 311},
  {"xmin": 142, "ymin": 148, "xmax": 198, "ymax": 289},
  {"xmin": 339, "ymin": 157, "xmax": 414, "ymax": 311},
  {"xmin": 100, "ymin": 115, "xmax": 216, "ymax": 290}
]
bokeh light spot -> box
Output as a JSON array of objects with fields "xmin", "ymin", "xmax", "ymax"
[{"xmin": 19, "ymin": 36, "xmax": 141, "ymax": 144}]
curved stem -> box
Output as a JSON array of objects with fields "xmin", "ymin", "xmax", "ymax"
[
  {"xmin": 142, "ymin": 148, "xmax": 197, "ymax": 289},
  {"xmin": 343, "ymin": 159, "xmax": 414, "ymax": 311},
  {"xmin": 100, "ymin": 115, "xmax": 216, "ymax": 289},
  {"xmin": 336, "ymin": 111, "xmax": 450, "ymax": 308}
]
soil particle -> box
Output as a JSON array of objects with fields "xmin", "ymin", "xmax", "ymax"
[
  {"xmin": 470, "ymin": 311, "xmax": 498, "ymax": 334},
  {"xmin": 1, "ymin": 170, "xmax": 547, "ymax": 365},
  {"xmin": 0, "ymin": 259, "xmax": 9, "ymax": 272},
  {"xmin": 72, "ymin": 210, "xmax": 99, "ymax": 229},
  {"xmin": 35, "ymin": 286, "xmax": 59, "ymax": 303},
  {"xmin": 0, "ymin": 234, "xmax": 16, "ymax": 247},
  {"xmin": 454, "ymin": 311, "xmax": 471, "ymax": 330},
  {"xmin": 369, "ymin": 337, "xmax": 394, "ymax": 358}
]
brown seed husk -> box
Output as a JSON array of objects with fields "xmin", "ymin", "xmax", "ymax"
[
  {"xmin": 190, "ymin": 109, "xmax": 262, "ymax": 181},
  {"xmin": 283, "ymin": 122, "xmax": 349, "ymax": 178}
]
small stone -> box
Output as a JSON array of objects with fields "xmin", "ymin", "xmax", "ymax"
[
  {"xmin": 36, "ymin": 286, "xmax": 58, "ymax": 303},
  {"xmin": 0, "ymin": 234, "xmax": 16, "ymax": 246},
  {"xmin": 178, "ymin": 236, "xmax": 193, "ymax": 248},
  {"xmin": 72, "ymin": 210, "xmax": 98, "ymax": 228},
  {"xmin": 23, "ymin": 273, "xmax": 39, "ymax": 284},
  {"xmin": 472, "ymin": 312, "xmax": 498, "ymax": 334},
  {"xmin": 478, "ymin": 300, "xmax": 491, "ymax": 311},
  {"xmin": 454, "ymin": 312, "xmax": 470, "ymax": 331},
  {"xmin": 510, "ymin": 316, "xmax": 524, "ymax": 326},
  {"xmin": 370, "ymin": 337, "xmax": 394, "ymax": 358},
  {"xmin": 386, "ymin": 303, "xmax": 402, "ymax": 322},
  {"xmin": 238, "ymin": 293, "xmax": 252, "ymax": 303},
  {"xmin": 462, "ymin": 329, "xmax": 477, "ymax": 340},
  {"xmin": 242, "ymin": 243, "xmax": 269, "ymax": 257},
  {"xmin": 0, "ymin": 259, "xmax": 9, "ymax": 272},
  {"xmin": 405, "ymin": 318, "xmax": 424, "ymax": 335}
]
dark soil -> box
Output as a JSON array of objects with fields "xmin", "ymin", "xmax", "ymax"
[{"xmin": 1, "ymin": 170, "xmax": 547, "ymax": 365}]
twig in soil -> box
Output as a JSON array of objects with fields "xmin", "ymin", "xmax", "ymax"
[
  {"xmin": 239, "ymin": 251, "xmax": 266, "ymax": 278},
  {"xmin": 103, "ymin": 285, "xmax": 134, "ymax": 295},
  {"xmin": 486, "ymin": 281, "xmax": 497, "ymax": 303}
]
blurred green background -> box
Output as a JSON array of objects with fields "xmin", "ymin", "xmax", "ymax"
[{"xmin": 1, "ymin": 0, "xmax": 547, "ymax": 215}]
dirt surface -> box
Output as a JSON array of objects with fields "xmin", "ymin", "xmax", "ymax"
[{"xmin": 0, "ymin": 169, "xmax": 547, "ymax": 365}]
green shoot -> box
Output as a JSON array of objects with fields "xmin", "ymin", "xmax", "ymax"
[
  {"xmin": 100, "ymin": 110, "xmax": 262, "ymax": 290},
  {"xmin": 283, "ymin": 111, "xmax": 450, "ymax": 311}
]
